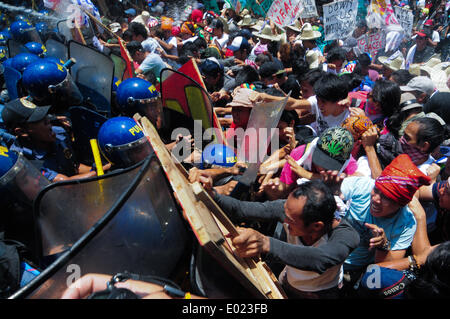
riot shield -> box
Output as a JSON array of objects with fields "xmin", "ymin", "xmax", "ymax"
[
  {"xmin": 10, "ymin": 155, "xmax": 191, "ymax": 299},
  {"xmin": 160, "ymin": 64, "xmax": 225, "ymax": 146},
  {"xmin": 57, "ymin": 20, "xmax": 73, "ymax": 42},
  {"xmin": 68, "ymin": 106, "xmax": 108, "ymax": 165},
  {"xmin": 110, "ymin": 53, "xmax": 126, "ymax": 82},
  {"xmin": 7, "ymin": 38, "xmax": 25, "ymax": 58},
  {"xmin": 3, "ymin": 65, "xmax": 21, "ymax": 100},
  {"xmin": 68, "ymin": 40, "xmax": 113, "ymax": 115},
  {"xmin": 44, "ymin": 38, "xmax": 68, "ymax": 63}
]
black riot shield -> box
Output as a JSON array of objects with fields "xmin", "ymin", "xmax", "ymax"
[
  {"xmin": 9, "ymin": 155, "xmax": 192, "ymax": 299},
  {"xmin": 68, "ymin": 40, "xmax": 114, "ymax": 115},
  {"xmin": 68, "ymin": 106, "xmax": 108, "ymax": 165},
  {"xmin": 110, "ymin": 53, "xmax": 126, "ymax": 82},
  {"xmin": 45, "ymin": 38, "xmax": 68, "ymax": 63}
]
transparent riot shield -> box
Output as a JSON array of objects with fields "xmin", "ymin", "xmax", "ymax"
[
  {"xmin": 68, "ymin": 40, "xmax": 113, "ymax": 114},
  {"xmin": 110, "ymin": 53, "xmax": 126, "ymax": 82},
  {"xmin": 45, "ymin": 38, "xmax": 68, "ymax": 63},
  {"xmin": 3, "ymin": 65, "xmax": 21, "ymax": 100},
  {"xmin": 68, "ymin": 106, "xmax": 108, "ymax": 165},
  {"xmin": 57, "ymin": 20, "xmax": 73, "ymax": 42},
  {"xmin": 9, "ymin": 155, "xmax": 191, "ymax": 299},
  {"xmin": 7, "ymin": 38, "xmax": 25, "ymax": 58}
]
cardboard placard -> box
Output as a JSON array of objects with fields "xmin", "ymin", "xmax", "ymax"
[
  {"xmin": 394, "ymin": 5, "xmax": 414, "ymax": 36},
  {"xmin": 266, "ymin": 0, "xmax": 304, "ymax": 27},
  {"xmin": 323, "ymin": 0, "xmax": 359, "ymax": 41},
  {"xmin": 300, "ymin": 0, "xmax": 318, "ymax": 19},
  {"xmin": 357, "ymin": 31, "xmax": 386, "ymax": 57}
]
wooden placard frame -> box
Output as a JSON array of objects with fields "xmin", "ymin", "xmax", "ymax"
[{"xmin": 134, "ymin": 114, "xmax": 286, "ymax": 299}]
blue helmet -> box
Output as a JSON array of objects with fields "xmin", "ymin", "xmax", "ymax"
[
  {"xmin": 97, "ymin": 116, "xmax": 153, "ymax": 168},
  {"xmin": 201, "ymin": 143, "xmax": 237, "ymax": 168},
  {"xmin": 10, "ymin": 20, "xmax": 40, "ymax": 44},
  {"xmin": 10, "ymin": 52, "xmax": 40, "ymax": 73},
  {"xmin": 24, "ymin": 41, "xmax": 47, "ymax": 57},
  {"xmin": 0, "ymin": 46, "xmax": 7, "ymax": 62},
  {"xmin": 116, "ymin": 78, "xmax": 162, "ymax": 128},
  {"xmin": 22, "ymin": 59, "xmax": 83, "ymax": 105},
  {"xmin": 0, "ymin": 146, "xmax": 50, "ymax": 203},
  {"xmin": 14, "ymin": 15, "xmax": 29, "ymax": 23},
  {"xmin": 35, "ymin": 22, "xmax": 48, "ymax": 37}
]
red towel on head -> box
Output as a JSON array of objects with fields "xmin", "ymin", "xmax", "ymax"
[{"xmin": 375, "ymin": 154, "xmax": 431, "ymax": 206}]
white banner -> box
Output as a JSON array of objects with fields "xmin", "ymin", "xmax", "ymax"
[
  {"xmin": 300, "ymin": 0, "xmax": 318, "ymax": 18},
  {"xmin": 394, "ymin": 6, "xmax": 414, "ymax": 36},
  {"xmin": 323, "ymin": 0, "xmax": 359, "ymax": 41},
  {"xmin": 266, "ymin": 0, "xmax": 304, "ymax": 27},
  {"xmin": 357, "ymin": 31, "xmax": 386, "ymax": 57}
]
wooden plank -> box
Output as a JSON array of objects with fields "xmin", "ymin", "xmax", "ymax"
[
  {"xmin": 137, "ymin": 116, "xmax": 285, "ymax": 298},
  {"xmin": 191, "ymin": 181, "xmax": 287, "ymax": 299}
]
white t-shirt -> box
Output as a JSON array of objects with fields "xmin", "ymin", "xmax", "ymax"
[
  {"xmin": 212, "ymin": 33, "xmax": 229, "ymax": 49},
  {"xmin": 166, "ymin": 36, "xmax": 178, "ymax": 56},
  {"xmin": 308, "ymin": 95, "xmax": 350, "ymax": 135},
  {"xmin": 279, "ymin": 226, "xmax": 343, "ymax": 292}
]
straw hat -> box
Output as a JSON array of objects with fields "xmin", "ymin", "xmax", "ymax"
[
  {"xmin": 379, "ymin": 55, "xmax": 404, "ymax": 71},
  {"xmin": 285, "ymin": 19, "xmax": 302, "ymax": 33},
  {"xmin": 239, "ymin": 9, "xmax": 250, "ymax": 17},
  {"xmin": 250, "ymin": 19, "xmax": 265, "ymax": 31},
  {"xmin": 237, "ymin": 14, "xmax": 256, "ymax": 27},
  {"xmin": 252, "ymin": 24, "xmax": 281, "ymax": 41},
  {"xmin": 296, "ymin": 23, "xmax": 321, "ymax": 41}
]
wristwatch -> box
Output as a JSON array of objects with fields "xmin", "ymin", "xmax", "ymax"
[{"xmin": 377, "ymin": 239, "xmax": 391, "ymax": 251}]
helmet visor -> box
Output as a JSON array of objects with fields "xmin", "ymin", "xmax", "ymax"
[{"xmin": 103, "ymin": 136, "xmax": 154, "ymax": 168}]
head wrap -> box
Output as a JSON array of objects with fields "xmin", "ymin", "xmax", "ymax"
[{"xmin": 375, "ymin": 154, "xmax": 431, "ymax": 206}]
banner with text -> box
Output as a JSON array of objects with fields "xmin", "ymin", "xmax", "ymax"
[
  {"xmin": 394, "ymin": 5, "xmax": 413, "ymax": 36},
  {"xmin": 300, "ymin": 0, "xmax": 318, "ymax": 18},
  {"xmin": 357, "ymin": 31, "xmax": 386, "ymax": 57},
  {"xmin": 266, "ymin": 0, "xmax": 303, "ymax": 27},
  {"xmin": 323, "ymin": 0, "xmax": 359, "ymax": 41},
  {"xmin": 366, "ymin": 0, "xmax": 400, "ymax": 29}
]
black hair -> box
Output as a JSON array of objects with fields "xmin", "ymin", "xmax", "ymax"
[
  {"xmin": 326, "ymin": 47, "xmax": 347, "ymax": 63},
  {"xmin": 413, "ymin": 117, "xmax": 448, "ymax": 153},
  {"xmin": 280, "ymin": 109, "xmax": 299, "ymax": 126},
  {"xmin": 323, "ymin": 40, "xmax": 340, "ymax": 55},
  {"xmin": 179, "ymin": 41, "xmax": 198, "ymax": 57},
  {"xmin": 234, "ymin": 65, "xmax": 260, "ymax": 87},
  {"xmin": 357, "ymin": 53, "xmax": 371, "ymax": 67},
  {"xmin": 298, "ymin": 68, "xmax": 325, "ymax": 86},
  {"xmin": 291, "ymin": 180, "xmax": 337, "ymax": 232},
  {"xmin": 313, "ymin": 73, "xmax": 349, "ymax": 102},
  {"xmin": 255, "ymin": 53, "xmax": 271, "ymax": 65},
  {"xmin": 128, "ymin": 21, "xmax": 148, "ymax": 39},
  {"xmin": 391, "ymin": 70, "xmax": 416, "ymax": 86},
  {"xmin": 122, "ymin": 29, "xmax": 134, "ymax": 42},
  {"xmin": 281, "ymin": 75, "xmax": 301, "ymax": 99},
  {"xmin": 339, "ymin": 73, "xmax": 364, "ymax": 92},
  {"xmin": 371, "ymin": 79, "xmax": 401, "ymax": 118},
  {"xmin": 141, "ymin": 70, "xmax": 158, "ymax": 86},
  {"xmin": 193, "ymin": 37, "xmax": 208, "ymax": 50},
  {"xmin": 406, "ymin": 241, "xmax": 450, "ymax": 298},
  {"xmin": 126, "ymin": 40, "xmax": 143, "ymax": 56},
  {"xmin": 292, "ymin": 57, "xmax": 309, "ymax": 79}
]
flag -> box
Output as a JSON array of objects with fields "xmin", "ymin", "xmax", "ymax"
[{"xmin": 119, "ymin": 39, "xmax": 135, "ymax": 79}]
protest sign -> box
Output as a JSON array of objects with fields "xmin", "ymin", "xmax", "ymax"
[
  {"xmin": 266, "ymin": 0, "xmax": 303, "ymax": 27},
  {"xmin": 366, "ymin": 0, "xmax": 400, "ymax": 29},
  {"xmin": 323, "ymin": 0, "xmax": 359, "ymax": 41},
  {"xmin": 300, "ymin": 0, "xmax": 318, "ymax": 19},
  {"xmin": 394, "ymin": 5, "xmax": 413, "ymax": 36},
  {"xmin": 357, "ymin": 30, "xmax": 386, "ymax": 57}
]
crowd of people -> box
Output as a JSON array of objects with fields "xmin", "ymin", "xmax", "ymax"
[{"xmin": 1, "ymin": 0, "xmax": 450, "ymax": 300}]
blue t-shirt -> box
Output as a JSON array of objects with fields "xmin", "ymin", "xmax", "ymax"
[
  {"xmin": 341, "ymin": 176, "xmax": 417, "ymax": 268},
  {"xmin": 139, "ymin": 53, "xmax": 166, "ymax": 80}
]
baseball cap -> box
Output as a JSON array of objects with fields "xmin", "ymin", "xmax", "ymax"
[
  {"xmin": 228, "ymin": 36, "xmax": 249, "ymax": 51},
  {"xmin": 259, "ymin": 61, "xmax": 285, "ymax": 79},
  {"xmin": 124, "ymin": 8, "xmax": 136, "ymax": 16},
  {"xmin": 1, "ymin": 97, "xmax": 51, "ymax": 127},
  {"xmin": 199, "ymin": 57, "xmax": 223, "ymax": 76},
  {"xmin": 312, "ymin": 127, "xmax": 354, "ymax": 172},
  {"xmin": 400, "ymin": 76, "xmax": 436, "ymax": 95},
  {"xmin": 109, "ymin": 22, "xmax": 121, "ymax": 33}
]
